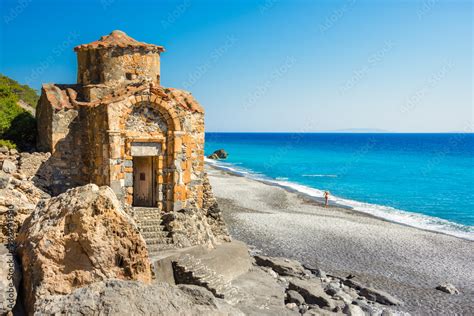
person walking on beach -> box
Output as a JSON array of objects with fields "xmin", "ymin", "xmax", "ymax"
[{"xmin": 324, "ymin": 191, "xmax": 330, "ymax": 207}]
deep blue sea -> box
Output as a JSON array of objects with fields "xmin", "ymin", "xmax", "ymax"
[{"xmin": 205, "ymin": 133, "xmax": 474, "ymax": 240}]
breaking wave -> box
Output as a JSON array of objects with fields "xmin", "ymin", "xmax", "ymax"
[{"xmin": 205, "ymin": 158, "xmax": 474, "ymax": 241}]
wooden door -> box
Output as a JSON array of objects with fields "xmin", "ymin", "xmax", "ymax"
[{"xmin": 133, "ymin": 157, "xmax": 155, "ymax": 206}]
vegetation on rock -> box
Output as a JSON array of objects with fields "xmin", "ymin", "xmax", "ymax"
[{"xmin": 0, "ymin": 74, "xmax": 38, "ymax": 150}]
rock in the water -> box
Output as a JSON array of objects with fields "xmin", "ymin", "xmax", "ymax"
[
  {"xmin": 207, "ymin": 149, "xmax": 228, "ymax": 160},
  {"xmin": 16, "ymin": 184, "xmax": 152, "ymax": 312},
  {"xmin": 2, "ymin": 159, "xmax": 16, "ymax": 173},
  {"xmin": 288, "ymin": 278, "xmax": 335, "ymax": 309},
  {"xmin": 0, "ymin": 245, "xmax": 21, "ymax": 314},
  {"xmin": 436, "ymin": 283, "xmax": 460, "ymax": 294},
  {"xmin": 286, "ymin": 289, "xmax": 305, "ymax": 305},
  {"xmin": 255, "ymin": 255, "xmax": 308, "ymax": 277},
  {"xmin": 34, "ymin": 279, "xmax": 243, "ymax": 315}
]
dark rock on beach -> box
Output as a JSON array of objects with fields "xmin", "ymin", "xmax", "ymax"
[{"xmin": 436, "ymin": 283, "xmax": 460, "ymax": 294}]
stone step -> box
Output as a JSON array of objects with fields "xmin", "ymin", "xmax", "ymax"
[
  {"xmin": 147, "ymin": 244, "xmax": 176, "ymax": 254},
  {"xmin": 145, "ymin": 237, "xmax": 173, "ymax": 245},
  {"xmin": 173, "ymin": 254, "xmax": 239, "ymax": 300},
  {"xmin": 135, "ymin": 217, "xmax": 163, "ymax": 223},
  {"xmin": 137, "ymin": 219, "xmax": 164, "ymax": 226},
  {"xmin": 139, "ymin": 225, "xmax": 166, "ymax": 233},
  {"xmin": 141, "ymin": 231, "xmax": 169, "ymax": 239}
]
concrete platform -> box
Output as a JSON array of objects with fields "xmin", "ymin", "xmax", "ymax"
[{"xmin": 151, "ymin": 240, "xmax": 252, "ymax": 285}]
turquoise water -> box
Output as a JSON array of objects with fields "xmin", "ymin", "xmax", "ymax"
[{"xmin": 205, "ymin": 133, "xmax": 474, "ymax": 240}]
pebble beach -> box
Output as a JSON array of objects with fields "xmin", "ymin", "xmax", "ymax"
[{"xmin": 207, "ymin": 165, "xmax": 474, "ymax": 315}]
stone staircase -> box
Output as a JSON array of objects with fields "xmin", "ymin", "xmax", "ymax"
[
  {"xmin": 132, "ymin": 207, "xmax": 174, "ymax": 257},
  {"xmin": 173, "ymin": 254, "xmax": 241, "ymax": 303}
]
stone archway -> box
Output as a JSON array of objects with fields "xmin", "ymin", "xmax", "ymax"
[{"xmin": 116, "ymin": 94, "xmax": 183, "ymax": 211}]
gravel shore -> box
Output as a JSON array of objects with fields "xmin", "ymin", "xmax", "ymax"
[{"xmin": 207, "ymin": 165, "xmax": 474, "ymax": 315}]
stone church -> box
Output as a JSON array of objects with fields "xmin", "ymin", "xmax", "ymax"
[
  {"xmin": 35, "ymin": 30, "xmax": 230, "ymax": 255},
  {"xmin": 36, "ymin": 30, "xmax": 206, "ymax": 213}
]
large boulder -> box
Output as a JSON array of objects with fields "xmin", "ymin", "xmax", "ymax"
[
  {"xmin": 1, "ymin": 159, "xmax": 17, "ymax": 173},
  {"xmin": 0, "ymin": 245, "xmax": 21, "ymax": 314},
  {"xmin": 16, "ymin": 184, "xmax": 152, "ymax": 312},
  {"xmin": 207, "ymin": 149, "xmax": 228, "ymax": 160},
  {"xmin": 34, "ymin": 280, "xmax": 243, "ymax": 315}
]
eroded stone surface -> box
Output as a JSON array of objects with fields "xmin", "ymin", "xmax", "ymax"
[
  {"xmin": 0, "ymin": 245, "xmax": 21, "ymax": 314},
  {"xmin": 16, "ymin": 184, "xmax": 152, "ymax": 312},
  {"xmin": 254, "ymin": 255, "xmax": 309, "ymax": 277},
  {"xmin": 35, "ymin": 280, "xmax": 243, "ymax": 315},
  {"xmin": 0, "ymin": 151, "xmax": 50, "ymax": 243}
]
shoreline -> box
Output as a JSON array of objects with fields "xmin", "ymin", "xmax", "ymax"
[
  {"xmin": 207, "ymin": 163, "xmax": 474, "ymax": 314},
  {"xmin": 205, "ymin": 158, "xmax": 473, "ymax": 241}
]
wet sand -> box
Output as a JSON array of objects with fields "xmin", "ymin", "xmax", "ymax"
[{"xmin": 207, "ymin": 165, "xmax": 474, "ymax": 315}]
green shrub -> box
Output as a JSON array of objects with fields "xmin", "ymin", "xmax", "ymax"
[
  {"xmin": 0, "ymin": 139, "xmax": 17, "ymax": 149},
  {"xmin": 0, "ymin": 74, "xmax": 39, "ymax": 150},
  {"xmin": 0, "ymin": 74, "xmax": 39, "ymax": 108},
  {"xmin": 4, "ymin": 111, "xmax": 36, "ymax": 149}
]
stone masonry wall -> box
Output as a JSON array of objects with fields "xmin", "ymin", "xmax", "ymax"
[{"xmin": 77, "ymin": 48, "xmax": 161, "ymax": 88}]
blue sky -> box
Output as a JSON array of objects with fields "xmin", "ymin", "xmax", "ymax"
[{"xmin": 0, "ymin": 0, "xmax": 472, "ymax": 132}]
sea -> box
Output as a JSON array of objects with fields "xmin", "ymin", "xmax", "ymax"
[{"xmin": 204, "ymin": 133, "xmax": 474, "ymax": 241}]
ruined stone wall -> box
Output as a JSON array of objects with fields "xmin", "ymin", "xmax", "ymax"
[
  {"xmin": 83, "ymin": 105, "xmax": 109, "ymax": 187},
  {"xmin": 36, "ymin": 93, "xmax": 53, "ymax": 152},
  {"xmin": 175, "ymin": 107, "xmax": 205, "ymax": 210},
  {"xmin": 45, "ymin": 108, "xmax": 85, "ymax": 195}
]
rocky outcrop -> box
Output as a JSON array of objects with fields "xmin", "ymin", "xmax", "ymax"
[
  {"xmin": 0, "ymin": 150, "xmax": 50, "ymax": 243},
  {"xmin": 0, "ymin": 245, "xmax": 21, "ymax": 315},
  {"xmin": 207, "ymin": 149, "xmax": 228, "ymax": 160},
  {"xmin": 342, "ymin": 278, "xmax": 403, "ymax": 306},
  {"xmin": 162, "ymin": 208, "xmax": 221, "ymax": 248},
  {"xmin": 160, "ymin": 177, "xmax": 231, "ymax": 248},
  {"xmin": 288, "ymin": 278, "xmax": 335, "ymax": 310},
  {"xmin": 251, "ymin": 255, "xmax": 402, "ymax": 315},
  {"xmin": 202, "ymin": 172, "xmax": 231, "ymax": 242},
  {"xmin": 34, "ymin": 280, "xmax": 243, "ymax": 315},
  {"xmin": 254, "ymin": 255, "xmax": 310, "ymax": 278},
  {"xmin": 1, "ymin": 159, "xmax": 16, "ymax": 173},
  {"xmin": 16, "ymin": 184, "xmax": 152, "ymax": 312}
]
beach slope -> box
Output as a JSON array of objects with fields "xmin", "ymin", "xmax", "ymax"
[{"xmin": 207, "ymin": 166, "xmax": 474, "ymax": 315}]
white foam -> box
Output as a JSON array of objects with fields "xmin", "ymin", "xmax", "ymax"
[
  {"xmin": 206, "ymin": 159, "xmax": 474, "ymax": 241},
  {"xmin": 302, "ymin": 174, "xmax": 338, "ymax": 178}
]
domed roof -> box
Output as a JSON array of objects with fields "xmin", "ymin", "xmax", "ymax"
[{"xmin": 74, "ymin": 30, "xmax": 164, "ymax": 52}]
